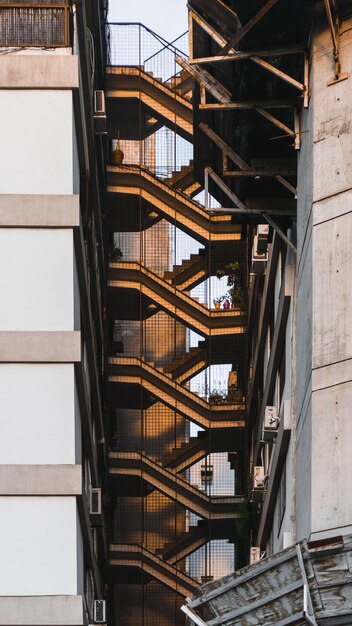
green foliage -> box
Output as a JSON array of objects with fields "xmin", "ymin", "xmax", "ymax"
[
  {"xmin": 110, "ymin": 246, "xmax": 123, "ymax": 260},
  {"xmin": 227, "ymin": 286, "xmax": 245, "ymax": 309}
]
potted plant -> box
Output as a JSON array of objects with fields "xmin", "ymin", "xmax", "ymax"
[
  {"xmin": 208, "ymin": 389, "xmax": 229, "ymax": 405},
  {"xmin": 215, "ymin": 268, "xmax": 225, "ymax": 279},
  {"xmin": 227, "ymin": 286, "xmax": 244, "ymax": 310},
  {"xmin": 112, "ymin": 137, "xmax": 124, "ymax": 165},
  {"xmin": 213, "ymin": 296, "xmax": 224, "ymax": 310},
  {"xmin": 110, "ymin": 245, "xmax": 123, "ymax": 261},
  {"xmin": 225, "ymin": 261, "xmax": 240, "ymax": 288}
]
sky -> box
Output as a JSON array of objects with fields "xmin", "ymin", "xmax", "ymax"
[{"xmin": 108, "ymin": 0, "xmax": 188, "ymax": 43}]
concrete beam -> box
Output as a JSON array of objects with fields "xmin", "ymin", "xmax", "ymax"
[
  {"xmin": 0, "ymin": 331, "xmax": 81, "ymax": 363},
  {"xmin": 0, "ymin": 595, "xmax": 83, "ymax": 625},
  {"xmin": 0, "ymin": 195, "xmax": 80, "ymax": 228},
  {"xmin": 0, "ymin": 55, "xmax": 79, "ymax": 89},
  {"xmin": 0, "ymin": 465, "xmax": 82, "ymax": 495}
]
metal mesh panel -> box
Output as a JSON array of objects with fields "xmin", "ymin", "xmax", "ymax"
[
  {"xmin": 0, "ymin": 4, "xmax": 69, "ymax": 47},
  {"xmin": 106, "ymin": 22, "xmax": 247, "ymax": 626}
]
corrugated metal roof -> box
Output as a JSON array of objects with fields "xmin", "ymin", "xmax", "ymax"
[{"xmin": 185, "ymin": 535, "xmax": 352, "ymax": 626}]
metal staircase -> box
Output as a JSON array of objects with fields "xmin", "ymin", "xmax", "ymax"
[{"xmin": 109, "ymin": 451, "xmax": 245, "ymax": 520}]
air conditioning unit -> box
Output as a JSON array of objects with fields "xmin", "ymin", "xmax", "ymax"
[
  {"xmin": 256, "ymin": 224, "xmax": 269, "ymax": 254},
  {"xmin": 264, "ymin": 406, "xmax": 280, "ymax": 430},
  {"xmin": 253, "ymin": 466, "xmax": 267, "ymax": 490},
  {"xmin": 93, "ymin": 90, "xmax": 107, "ymax": 134},
  {"xmin": 262, "ymin": 406, "xmax": 280, "ymax": 442},
  {"xmin": 250, "ymin": 236, "xmax": 268, "ymax": 276},
  {"xmin": 93, "ymin": 599, "xmax": 106, "ymax": 624},
  {"xmin": 257, "ymin": 224, "xmax": 269, "ymax": 238},
  {"xmin": 90, "ymin": 487, "xmax": 102, "ymax": 515},
  {"xmin": 94, "ymin": 90, "xmax": 106, "ymax": 116},
  {"xmin": 250, "ymin": 547, "xmax": 261, "ymax": 564}
]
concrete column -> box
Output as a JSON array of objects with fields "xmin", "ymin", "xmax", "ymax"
[{"xmin": 296, "ymin": 18, "xmax": 352, "ymax": 541}]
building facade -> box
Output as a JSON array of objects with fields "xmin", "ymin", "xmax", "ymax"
[
  {"xmin": 1, "ymin": 1, "xmax": 352, "ymax": 626},
  {"xmin": 0, "ymin": 2, "xmax": 108, "ymax": 625}
]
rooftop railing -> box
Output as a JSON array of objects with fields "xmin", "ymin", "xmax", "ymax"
[{"xmin": 106, "ymin": 22, "xmax": 188, "ymax": 82}]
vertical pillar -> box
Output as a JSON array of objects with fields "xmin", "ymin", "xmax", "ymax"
[{"xmin": 296, "ymin": 18, "xmax": 352, "ymax": 541}]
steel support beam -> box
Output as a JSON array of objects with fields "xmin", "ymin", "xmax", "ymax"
[
  {"xmin": 176, "ymin": 55, "xmax": 232, "ymax": 103},
  {"xmin": 199, "ymin": 100, "xmax": 297, "ymax": 110},
  {"xmin": 191, "ymin": 46, "xmax": 305, "ymax": 65},
  {"xmin": 220, "ymin": 0, "xmax": 280, "ymax": 54},
  {"xmin": 250, "ymin": 56, "xmax": 306, "ymax": 91}
]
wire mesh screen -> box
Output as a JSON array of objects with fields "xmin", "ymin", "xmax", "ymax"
[
  {"xmin": 106, "ymin": 21, "xmax": 247, "ymax": 626},
  {"xmin": 0, "ymin": 3, "xmax": 69, "ymax": 47},
  {"xmin": 107, "ymin": 23, "xmax": 188, "ymax": 80}
]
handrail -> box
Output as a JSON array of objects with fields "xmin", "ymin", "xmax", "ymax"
[
  {"xmin": 109, "ymin": 451, "xmax": 241, "ymax": 502},
  {"xmin": 109, "ymin": 356, "xmax": 245, "ymax": 411},
  {"xmin": 107, "ymin": 22, "xmax": 186, "ymax": 58},
  {"xmin": 144, "ymin": 30, "xmax": 188, "ymax": 64}
]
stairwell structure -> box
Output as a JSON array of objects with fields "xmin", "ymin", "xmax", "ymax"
[{"xmin": 105, "ymin": 23, "xmax": 248, "ymax": 626}]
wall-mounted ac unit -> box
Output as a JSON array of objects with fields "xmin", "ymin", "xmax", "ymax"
[
  {"xmin": 256, "ymin": 224, "xmax": 269, "ymax": 254},
  {"xmin": 262, "ymin": 406, "xmax": 280, "ymax": 442},
  {"xmin": 94, "ymin": 90, "xmax": 106, "ymax": 116},
  {"xmin": 93, "ymin": 599, "xmax": 106, "ymax": 624},
  {"xmin": 253, "ymin": 466, "xmax": 267, "ymax": 490},
  {"xmin": 264, "ymin": 405, "xmax": 280, "ymax": 430},
  {"xmin": 250, "ymin": 547, "xmax": 261, "ymax": 564},
  {"xmin": 93, "ymin": 90, "xmax": 107, "ymax": 134},
  {"xmin": 250, "ymin": 236, "xmax": 268, "ymax": 276},
  {"xmin": 90, "ymin": 487, "xmax": 102, "ymax": 515}
]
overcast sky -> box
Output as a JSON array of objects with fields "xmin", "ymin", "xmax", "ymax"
[{"xmin": 108, "ymin": 0, "xmax": 188, "ymax": 42}]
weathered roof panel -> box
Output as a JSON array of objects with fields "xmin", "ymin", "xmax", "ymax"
[{"xmin": 186, "ymin": 536, "xmax": 352, "ymax": 626}]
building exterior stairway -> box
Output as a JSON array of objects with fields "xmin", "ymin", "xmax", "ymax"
[
  {"xmin": 106, "ymin": 66, "xmax": 193, "ymax": 142},
  {"xmin": 167, "ymin": 69, "xmax": 193, "ymax": 101},
  {"xmin": 162, "ymin": 343, "xmax": 207, "ymax": 383},
  {"xmin": 163, "ymin": 251, "xmax": 206, "ymax": 291},
  {"xmin": 108, "ymin": 261, "xmax": 246, "ymax": 337},
  {"xmin": 108, "ymin": 356, "xmax": 246, "ymax": 430},
  {"xmin": 109, "ymin": 543, "xmax": 197, "ymax": 597},
  {"xmin": 163, "ymin": 435, "xmax": 208, "ymax": 473},
  {"xmin": 107, "ymin": 165, "xmax": 242, "ymax": 244},
  {"xmin": 156, "ymin": 520, "xmax": 236, "ymax": 564},
  {"xmin": 109, "ymin": 451, "xmax": 245, "ymax": 519},
  {"xmin": 167, "ymin": 160, "xmax": 203, "ymax": 198}
]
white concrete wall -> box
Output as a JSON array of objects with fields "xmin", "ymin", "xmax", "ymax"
[
  {"xmin": 296, "ymin": 20, "xmax": 352, "ymax": 541},
  {"xmin": 0, "ymin": 50, "xmax": 88, "ymax": 617},
  {"xmin": 0, "ymin": 229, "xmax": 74, "ymax": 331},
  {"xmin": 0, "ymin": 497, "xmax": 78, "ymax": 595},
  {"xmin": 0, "ymin": 90, "xmax": 73, "ymax": 195},
  {"xmin": 0, "ymin": 364, "xmax": 76, "ymax": 464}
]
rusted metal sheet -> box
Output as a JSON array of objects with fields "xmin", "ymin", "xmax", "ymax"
[{"xmin": 185, "ymin": 535, "xmax": 352, "ymax": 626}]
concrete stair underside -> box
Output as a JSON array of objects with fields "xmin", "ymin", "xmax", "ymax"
[
  {"xmin": 107, "ymin": 261, "xmax": 246, "ymax": 337},
  {"xmin": 108, "ymin": 356, "xmax": 246, "ymax": 430},
  {"xmin": 106, "ymin": 165, "xmax": 242, "ymax": 244},
  {"xmin": 109, "ymin": 451, "xmax": 245, "ymax": 519},
  {"xmin": 109, "ymin": 543, "xmax": 197, "ymax": 597},
  {"xmin": 106, "ymin": 66, "xmax": 193, "ymax": 142}
]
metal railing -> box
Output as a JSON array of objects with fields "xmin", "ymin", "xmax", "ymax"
[
  {"xmin": 106, "ymin": 22, "xmax": 188, "ymax": 82},
  {"xmin": 0, "ymin": 2, "xmax": 71, "ymax": 47}
]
